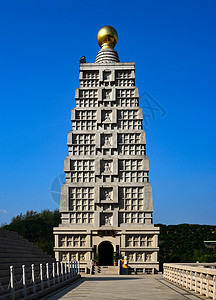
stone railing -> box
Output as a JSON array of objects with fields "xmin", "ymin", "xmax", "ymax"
[
  {"xmin": 163, "ymin": 263, "xmax": 216, "ymax": 299},
  {"xmin": 0, "ymin": 261, "xmax": 80, "ymax": 300}
]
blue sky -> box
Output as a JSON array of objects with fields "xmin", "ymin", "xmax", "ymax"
[{"xmin": 0, "ymin": 0, "xmax": 215, "ymax": 225}]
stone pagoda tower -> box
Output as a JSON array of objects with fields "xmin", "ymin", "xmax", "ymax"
[{"xmin": 54, "ymin": 26, "xmax": 159, "ymax": 274}]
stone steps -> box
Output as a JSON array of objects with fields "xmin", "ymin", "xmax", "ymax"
[
  {"xmin": 0, "ymin": 229, "xmax": 56, "ymax": 295},
  {"xmin": 94, "ymin": 266, "xmax": 119, "ymax": 275},
  {"xmin": 0, "ymin": 251, "xmax": 50, "ymax": 258},
  {"xmin": 0, "ymin": 246, "xmax": 46, "ymax": 255},
  {"xmin": 0, "ymin": 237, "xmax": 44, "ymax": 250}
]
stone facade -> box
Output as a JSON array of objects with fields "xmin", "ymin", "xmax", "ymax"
[{"xmin": 54, "ymin": 28, "xmax": 159, "ymax": 274}]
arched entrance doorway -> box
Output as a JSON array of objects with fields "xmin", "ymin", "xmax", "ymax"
[{"xmin": 98, "ymin": 241, "xmax": 114, "ymax": 266}]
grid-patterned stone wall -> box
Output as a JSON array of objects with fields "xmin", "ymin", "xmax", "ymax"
[{"xmin": 54, "ymin": 60, "xmax": 159, "ymax": 274}]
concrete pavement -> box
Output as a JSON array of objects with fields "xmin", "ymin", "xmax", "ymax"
[{"xmin": 40, "ymin": 275, "xmax": 205, "ymax": 300}]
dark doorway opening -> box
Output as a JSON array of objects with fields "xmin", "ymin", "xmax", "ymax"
[{"xmin": 98, "ymin": 241, "xmax": 114, "ymax": 266}]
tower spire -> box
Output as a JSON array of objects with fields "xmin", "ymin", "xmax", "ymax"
[{"xmin": 95, "ymin": 25, "xmax": 120, "ymax": 63}]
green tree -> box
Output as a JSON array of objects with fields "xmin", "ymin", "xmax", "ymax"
[{"xmin": 2, "ymin": 209, "xmax": 61, "ymax": 257}]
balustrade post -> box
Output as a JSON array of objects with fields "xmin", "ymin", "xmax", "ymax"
[
  {"xmin": 68, "ymin": 262, "xmax": 70, "ymax": 279},
  {"xmin": 69, "ymin": 263, "xmax": 71, "ymax": 278},
  {"xmin": 31, "ymin": 264, "xmax": 36, "ymax": 294},
  {"xmin": 189, "ymin": 271, "xmax": 192, "ymax": 290},
  {"xmin": 22, "ymin": 265, "xmax": 27, "ymax": 298},
  {"xmin": 171, "ymin": 267, "xmax": 174, "ymax": 282},
  {"xmin": 206, "ymin": 274, "xmax": 210, "ymax": 298},
  {"xmin": 46, "ymin": 263, "xmax": 50, "ymax": 288},
  {"xmin": 90, "ymin": 259, "xmax": 93, "ymax": 275},
  {"xmin": 40, "ymin": 263, "xmax": 44, "ymax": 291},
  {"xmin": 213, "ymin": 275, "xmax": 216, "ymax": 300},
  {"xmin": 118, "ymin": 259, "xmax": 121, "ymax": 275},
  {"xmin": 194, "ymin": 272, "xmax": 197, "ymax": 293},
  {"xmin": 73, "ymin": 261, "xmax": 76, "ymax": 276},
  {"xmin": 10, "ymin": 266, "xmax": 15, "ymax": 300},
  {"xmin": 164, "ymin": 265, "xmax": 167, "ymax": 279},
  {"xmin": 178, "ymin": 269, "xmax": 180, "ymax": 285},
  {"xmin": 64, "ymin": 262, "xmax": 67, "ymax": 280},
  {"xmin": 61, "ymin": 262, "xmax": 64, "ymax": 281},
  {"xmin": 52, "ymin": 263, "xmax": 55, "ymax": 286},
  {"xmin": 71, "ymin": 262, "xmax": 73, "ymax": 278},
  {"xmin": 163, "ymin": 266, "xmax": 165, "ymax": 278},
  {"xmin": 57, "ymin": 262, "xmax": 60, "ymax": 284},
  {"xmin": 182, "ymin": 270, "xmax": 185, "ymax": 287},
  {"xmin": 200, "ymin": 273, "xmax": 203, "ymax": 295},
  {"xmin": 186, "ymin": 270, "xmax": 188, "ymax": 289},
  {"xmin": 78, "ymin": 261, "xmax": 80, "ymax": 275}
]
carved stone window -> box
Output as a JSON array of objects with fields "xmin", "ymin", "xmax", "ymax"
[
  {"xmin": 71, "ymin": 254, "xmax": 77, "ymax": 261},
  {"xmin": 102, "ymin": 110, "xmax": 112, "ymax": 122},
  {"xmin": 101, "ymin": 187, "xmax": 113, "ymax": 202},
  {"xmin": 101, "ymin": 213, "xmax": 113, "ymax": 226},
  {"xmin": 102, "ymin": 134, "xmax": 112, "ymax": 147},
  {"xmin": 102, "ymin": 89, "xmax": 112, "ymax": 100},
  {"xmin": 62, "ymin": 253, "xmax": 68, "ymax": 262},
  {"xmin": 101, "ymin": 160, "xmax": 112, "ymax": 173},
  {"xmin": 79, "ymin": 252, "xmax": 86, "ymax": 261},
  {"xmin": 137, "ymin": 253, "xmax": 143, "ymax": 261},
  {"xmin": 103, "ymin": 71, "xmax": 111, "ymax": 81},
  {"xmin": 145, "ymin": 252, "xmax": 152, "ymax": 261},
  {"xmin": 128, "ymin": 253, "xmax": 134, "ymax": 262},
  {"xmin": 60, "ymin": 236, "xmax": 67, "ymax": 247}
]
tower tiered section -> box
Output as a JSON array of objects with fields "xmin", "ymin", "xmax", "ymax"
[{"xmin": 53, "ymin": 26, "xmax": 159, "ymax": 274}]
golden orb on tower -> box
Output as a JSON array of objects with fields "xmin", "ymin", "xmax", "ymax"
[{"xmin": 97, "ymin": 25, "xmax": 118, "ymax": 49}]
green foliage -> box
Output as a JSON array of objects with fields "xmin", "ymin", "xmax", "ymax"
[
  {"xmin": 198, "ymin": 254, "xmax": 216, "ymax": 263},
  {"xmin": 113, "ymin": 251, "xmax": 120, "ymax": 262},
  {"xmin": 94, "ymin": 253, "xmax": 99, "ymax": 262},
  {"xmin": 156, "ymin": 223, "xmax": 216, "ymax": 263},
  {"xmin": 2, "ymin": 209, "xmax": 61, "ymax": 257},
  {"xmin": 2, "ymin": 211, "xmax": 216, "ymax": 263}
]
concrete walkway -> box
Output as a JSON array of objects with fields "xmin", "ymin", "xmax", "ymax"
[{"xmin": 40, "ymin": 275, "xmax": 205, "ymax": 300}]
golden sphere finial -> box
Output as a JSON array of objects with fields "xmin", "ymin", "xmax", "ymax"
[{"xmin": 97, "ymin": 25, "xmax": 118, "ymax": 49}]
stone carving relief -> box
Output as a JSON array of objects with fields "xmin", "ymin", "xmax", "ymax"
[
  {"xmin": 102, "ymin": 134, "xmax": 112, "ymax": 147},
  {"xmin": 101, "ymin": 213, "xmax": 113, "ymax": 226},
  {"xmin": 128, "ymin": 254, "xmax": 134, "ymax": 262},
  {"xmin": 71, "ymin": 254, "xmax": 77, "ymax": 261},
  {"xmin": 137, "ymin": 253, "xmax": 143, "ymax": 261},
  {"xmin": 105, "ymin": 190, "xmax": 112, "ymax": 201},
  {"xmin": 101, "ymin": 187, "xmax": 113, "ymax": 202},
  {"xmin": 79, "ymin": 253, "xmax": 86, "ymax": 261},
  {"xmin": 62, "ymin": 253, "xmax": 68, "ymax": 262},
  {"xmin": 102, "ymin": 110, "xmax": 112, "ymax": 122},
  {"xmin": 102, "ymin": 89, "xmax": 111, "ymax": 99},
  {"xmin": 103, "ymin": 71, "xmax": 111, "ymax": 81},
  {"xmin": 101, "ymin": 160, "xmax": 112, "ymax": 173},
  {"xmin": 146, "ymin": 253, "xmax": 152, "ymax": 261},
  {"xmin": 60, "ymin": 236, "xmax": 67, "ymax": 247}
]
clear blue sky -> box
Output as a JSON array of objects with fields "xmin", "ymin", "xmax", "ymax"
[{"xmin": 0, "ymin": 0, "xmax": 215, "ymax": 225}]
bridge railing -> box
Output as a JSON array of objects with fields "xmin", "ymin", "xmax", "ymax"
[
  {"xmin": 163, "ymin": 263, "xmax": 216, "ymax": 299},
  {"xmin": 0, "ymin": 261, "xmax": 80, "ymax": 300}
]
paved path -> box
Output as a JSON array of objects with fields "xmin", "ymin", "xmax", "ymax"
[{"xmin": 41, "ymin": 275, "xmax": 204, "ymax": 300}]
